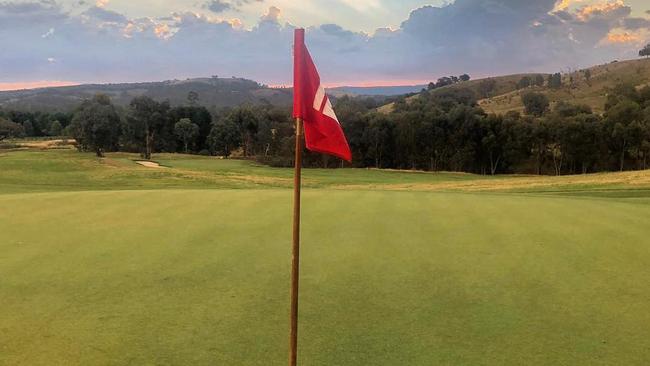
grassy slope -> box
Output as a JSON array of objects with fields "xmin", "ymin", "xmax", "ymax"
[
  {"xmin": 379, "ymin": 58, "xmax": 650, "ymax": 115},
  {"xmin": 2, "ymin": 149, "xmax": 649, "ymax": 195},
  {"xmin": 2, "ymin": 149, "xmax": 650, "ymax": 365},
  {"xmin": 480, "ymin": 58, "xmax": 650, "ymax": 115},
  {"xmin": 378, "ymin": 73, "xmax": 549, "ymax": 114},
  {"xmin": 0, "ymin": 149, "xmax": 493, "ymax": 194}
]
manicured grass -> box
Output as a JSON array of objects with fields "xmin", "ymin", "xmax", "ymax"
[
  {"xmin": 0, "ymin": 150, "xmax": 490, "ymax": 194},
  {"xmin": 3, "ymin": 149, "xmax": 650, "ymax": 196},
  {"xmin": 1, "ymin": 190, "xmax": 650, "ymax": 365},
  {"xmin": 1, "ymin": 148, "xmax": 650, "ymax": 365}
]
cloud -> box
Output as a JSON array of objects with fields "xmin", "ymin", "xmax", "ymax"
[
  {"xmin": 0, "ymin": 80, "xmax": 79, "ymax": 91},
  {"xmin": 228, "ymin": 18, "xmax": 243, "ymax": 28},
  {"xmin": 83, "ymin": 5, "xmax": 128, "ymax": 23},
  {"xmin": 205, "ymin": 0, "xmax": 231, "ymax": 13},
  {"xmin": 320, "ymin": 24, "xmax": 355, "ymax": 38},
  {"xmin": 574, "ymin": 0, "xmax": 630, "ymax": 21},
  {"xmin": 623, "ymin": 17, "xmax": 650, "ymax": 30},
  {"xmin": 235, "ymin": 0, "xmax": 264, "ymax": 6},
  {"xmin": 338, "ymin": 0, "xmax": 383, "ymax": 13},
  {"xmin": 373, "ymin": 27, "xmax": 397, "ymax": 37},
  {"xmin": 0, "ymin": 0, "xmax": 66, "ymax": 27},
  {"xmin": 41, "ymin": 27, "xmax": 55, "ymax": 38},
  {"xmin": 553, "ymin": 0, "xmax": 574, "ymax": 12},
  {"xmin": 393, "ymin": 0, "xmax": 645, "ymax": 77},
  {"xmin": 153, "ymin": 23, "xmax": 173, "ymax": 39},
  {"xmin": 204, "ymin": 0, "xmax": 263, "ymax": 13},
  {"xmin": 1, "ymin": 0, "xmax": 648, "ymax": 86},
  {"xmin": 603, "ymin": 30, "xmax": 642, "ymax": 44},
  {"xmin": 260, "ymin": 5, "xmax": 280, "ymax": 23}
]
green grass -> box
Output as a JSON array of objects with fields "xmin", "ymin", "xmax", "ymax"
[
  {"xmin": 2, "ymin": 149, "xmax": 650, "ymax": 365},
  {"xmin": 0, "ymin": 150, "xmax": 487, "ymax": 194}
]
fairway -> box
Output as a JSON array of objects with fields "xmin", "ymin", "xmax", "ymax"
[{"xmin": 2, "ymin": 150, "xmax": 650, "ymax": 365}]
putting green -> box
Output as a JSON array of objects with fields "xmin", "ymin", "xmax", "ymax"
[{"xmin": 2, "ymin": 189, "xmax": 650, "ymax": 365}]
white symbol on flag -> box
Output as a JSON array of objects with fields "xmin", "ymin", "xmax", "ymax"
[{"xmin": 313, "ymin": 84, "xmax": 339, "ymax": 123}]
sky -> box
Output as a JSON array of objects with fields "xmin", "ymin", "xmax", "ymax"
[{"xmin": 1, "ymin": 0, "xmax": 649, "ymax": 90}]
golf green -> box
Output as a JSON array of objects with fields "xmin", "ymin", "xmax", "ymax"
[{"xmin": 2, "ymin": 188, "xmax": 650, "ymax": 365}]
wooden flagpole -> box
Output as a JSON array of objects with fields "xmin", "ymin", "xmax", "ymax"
[{"xmin": 289, "ymin": 117, "xmax": 303, "ymax": 366}]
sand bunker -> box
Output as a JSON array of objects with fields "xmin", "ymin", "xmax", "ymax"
[
  {"xmin": 18, "ymin": 139, "xmax": 74, "ymax": 149},
  {"xmin": 135, "ymin": 161, "xmax": 163, "ymax": 168}
]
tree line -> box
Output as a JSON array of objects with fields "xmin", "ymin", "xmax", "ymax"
[
  {"xmin": 427, "ymin": 74, "xmax": 471, "ymax": 90},
  {"xmin": 2, "ymin": 83, "xmax": 650, "ymax": 175},
  {"xmin": 0, "ymin": 109, "xmax": 71, "ymax": 141},
  {"xmin": 335, "ymin": 84, "xmax": 650, "ymax": 174}
]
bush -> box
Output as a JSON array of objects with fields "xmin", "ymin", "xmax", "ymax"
[
  {"xmin": 521, "ymin": 92, "xmax": 550, "ymax": 116},
  {"xmin": 0, "ymin": 118, "xmax": 25, "ymax": 140}
]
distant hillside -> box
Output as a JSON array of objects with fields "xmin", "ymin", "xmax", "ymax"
[
  {"xmin": 0, "ymin": 77, "xmax": 293, "ymax": 112},
  {"xmin": 0, "ymin": 77, "xmax": 423, "ymax": 112},
  {"xmin": 327, "ymin": 85, "xmax": 427, "ymax": 97},
  {"xmin": 377, "ymin": 73, "xmax": 549, "ymax": 114},
  {"xmin": 379, "ymin": 58, "xmax": 650, "ymax": 115},
  {"xmin": 480, "ymin": 58, "xmax": 650, "ymax": 115}
]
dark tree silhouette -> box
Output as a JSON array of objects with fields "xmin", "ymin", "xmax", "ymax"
[{"xmin": 639, "ymin": 44, "xmax": 650, "ymax": 58}]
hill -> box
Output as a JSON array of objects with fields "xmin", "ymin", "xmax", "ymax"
[
  {"xmin": 379, "ymin": 58, "xmax": 650, "ymax": 115},
  {"xmin": 377, "ymin": 73, "xmax": 549, "ymax": 114},
  {"xmin": 0, "ymin": 77, "xmax": 428, "ymax": 113},
  {"xmin": 0, "ymin": 77, "xmax": 293, "ymax": 112},
  {"xmin": 480, "ymin": 58, "xmax": 650, "ymax": 114}
]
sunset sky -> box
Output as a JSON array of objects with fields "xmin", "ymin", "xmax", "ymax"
[{"xmin": 1, "ymin": 0, "xmax": 649, "ymax": 90}]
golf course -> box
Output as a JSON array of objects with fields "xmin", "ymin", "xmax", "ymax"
[{"xmin": 2, "ymin": 146, "xmax": 650, "ymax": 365}]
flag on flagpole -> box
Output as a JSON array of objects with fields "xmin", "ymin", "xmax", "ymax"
[
  {"xmin": 288, "ymin": 28, "xmax": 351, "ymax": 366},
  {"xmin": 293, "ymin": 29, "xmax": 352, "ymax": 162}
]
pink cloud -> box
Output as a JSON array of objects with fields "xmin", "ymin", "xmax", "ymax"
[{"xmin": 0, "ymin": 81, "xmax": 79, "ymax": 91}]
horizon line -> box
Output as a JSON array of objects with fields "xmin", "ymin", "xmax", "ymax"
[{"xmin": 0, "ymin": 79, "xmax": 434, "ymax": 92}]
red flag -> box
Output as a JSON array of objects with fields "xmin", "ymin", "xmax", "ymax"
[{"xmin": 293, "ymin": 29, "xmax": 352, "ymax": 162}]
